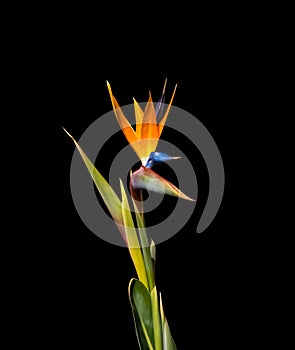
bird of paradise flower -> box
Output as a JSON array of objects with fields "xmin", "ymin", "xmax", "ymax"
[
  {"xmin": 107, "ymin": 79, "xmax": 194, "ymax": 202},
  {"xmin": 64, "ymin": 80, "xmax": 195, "ymax": 350}
]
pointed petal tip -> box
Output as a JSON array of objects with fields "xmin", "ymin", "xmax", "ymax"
[
  {"xmin": 176, "ymin": 188, "xmax": 196, "ymax": 202},
  {"xmin": 147, "ymin": 152, "xmax": 181, "ymax": 165},
  {"xmin": 62, "ymin": 127, "xmax": 74, "ymax": 141},
  {"xmin": 162, "ymin": 78, "xmax": 168, "ymax": 94},
  {"xmin": 185, "ymin": 196, "xmax": 196, "ymax": 202},
  {"xmin": 172, "ymin": 83, "xmax": 178, "ymax": 96}
]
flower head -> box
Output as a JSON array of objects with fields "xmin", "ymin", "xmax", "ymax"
[
  {"xmin": 107, "ymin": 79, "xmax": 177, "ymax": 165},
  {"xmin": 108, "ymin": 80, "xmax": 195, "ymax": 202}
]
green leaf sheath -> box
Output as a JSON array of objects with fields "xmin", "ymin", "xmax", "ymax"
[
  {"xmin": 160, "ymin": 293, "xmax": 177, "ymax": 350},
  {"xmin": 162, "ymin": 321, "xmax": 177, "ymax": 350},
  {"xmin": 151, "ymin": 286, "xmax": 163, "ymax": 350},
  {"xmin": 129, "ymin": 279, "xmax": 155, "ymax": 350},
  {"xmin": 150, "ymin": 240, "xmax": 156, "ymax": 279},
  {"xmin": 132, "ymin": 198, "xmax": 155, "ymax": 291}
]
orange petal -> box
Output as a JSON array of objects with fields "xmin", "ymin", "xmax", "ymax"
[
  {"xmin": 128, "ymin": 139, "xmax": 151, "ymax": 162},
  {"xmin": 133, "ymin": 97, "xmax": 144, "ymax": 138},
  {"xmin": 158, "ymin": 84, "xmax": 177, "ymax": 137},
  {"xmin": 139, "ymin": 92, "xmax": 159, "ymax": 159},
  {"xmin": 141, "ymin": 91, "xmax": 159, "ymax": 140},
  {"xmin": 107, "ymin": 81, "xmax": 138, "ymax": 145}
]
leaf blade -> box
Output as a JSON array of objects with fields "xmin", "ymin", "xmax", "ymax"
[
  {"xmin": 63, "ymin": 128, "xmax": 123, "ymax": 225},
  {"xmin": 120, "ymin": 180, "xmax": 149, "ymax": 289},
  {"xmin": 129, "ymin": 279, "xmax": 155, "ymax": 350}
]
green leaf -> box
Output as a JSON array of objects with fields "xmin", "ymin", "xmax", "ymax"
[
  {"xmin": 162, "ymin": 320, "xmax": 177, "ymax": 350},
  {"xmin": 129, "ymin": 279, "xmax": 155, "ymax": 350},
  {"xmin": 151, "ymin": 286, "xmax": 162, "ymax": 350},
  {"xmin": 63, "ymin": 128, "xmax": 123, "ymax": 225},
  {"xmin": 160, "ymin": 293, "xmax": 177, "ymax": 350},
  {"xmin": 120, "ymin": 180, "xmax": 148, "ymax": 289}
]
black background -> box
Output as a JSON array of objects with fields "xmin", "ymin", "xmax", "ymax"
[
  {"xmin": 9, "ymin": 7, "xmax": 273, "ymax": 349},
  {"xmin": 50, "ymin": 55, "xmax": 249, "ymax": 348}
]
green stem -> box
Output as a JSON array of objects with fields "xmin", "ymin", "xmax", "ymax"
[{"xmin": 132, "ymin": 190, "xmax": 155, "ymax": 291}]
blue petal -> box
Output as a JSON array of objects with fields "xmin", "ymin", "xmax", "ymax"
[{"xmin": 145, "ymin": 152, "xmax": 181, "ymax": 168}]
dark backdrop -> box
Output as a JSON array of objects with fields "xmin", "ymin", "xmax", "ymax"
[{"xmin": 15, "ymin": 10, "xmax": 263, "ymax": 349}]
